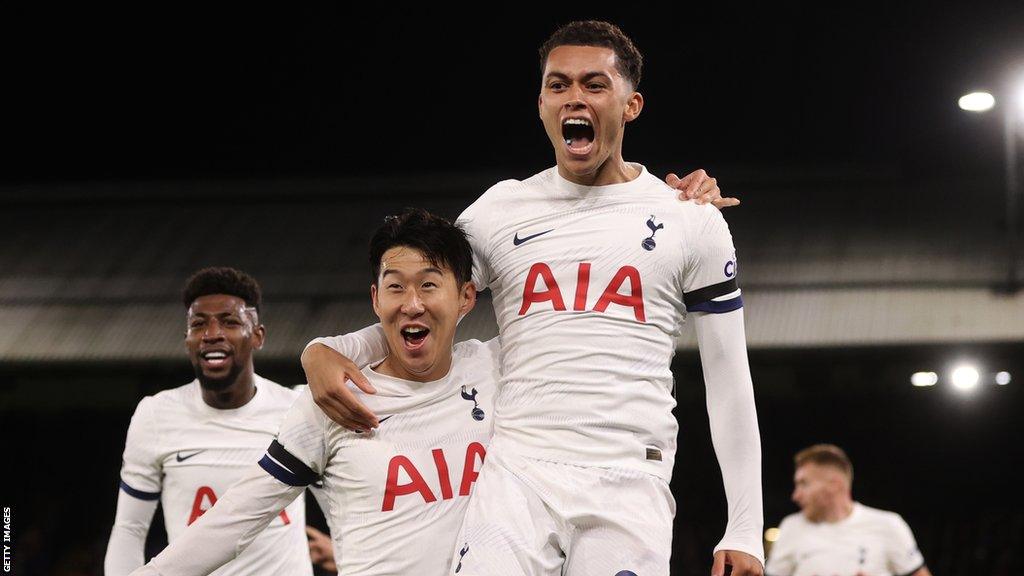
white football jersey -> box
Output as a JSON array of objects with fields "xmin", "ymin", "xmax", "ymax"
[
  {"xmin": 765, "ymin": 503, "xmax": 926, "ymax": 576},
  {"xmin": 456, "ymin": 165, "xmax": 741, "ymax": 481},
  {"xmin": 118, "ymin": 376, "xmax": 311, "ymax": 576},
  {"xmin": 264, "ymin": 339, "xmax": 499, "ymax": 576}
]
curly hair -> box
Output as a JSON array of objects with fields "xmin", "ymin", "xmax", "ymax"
[
  {"xmin": 539, "ymin": 20, "xmax": 643, "ymax": 88},
  {"xmin": 182, "ymin": 267, "xmax": 262, "ymax": 313}
]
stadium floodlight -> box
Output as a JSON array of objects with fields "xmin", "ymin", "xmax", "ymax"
[
  {"xmin": 959, "ymin": 91, "xmax": 996, "ymax": 112},
  {"xmin": 764, "ymin": 527, "xmax": 781, "ymax": 543},
  {"xmin": 951, "ymin": 365, "xmax": 981, "ymax": 391},
  {"xmin": 910, "ymin": 372, "xmax": 938, "ymax": 387},
  {"xmin": 996, "ymin": 371, "xmax": 1012, "ymax": 385}
]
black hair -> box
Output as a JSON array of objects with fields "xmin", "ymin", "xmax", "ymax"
[
  {"xmin": 182, "ymin": 267, "xmax": 262, "ymax": 313},
  {"xmin": 369, "ymin": 208, "xmax": 473, "ymax": 285},
  {"xmin": 539, "ymin": 20, "xmax": 643, "ymax": 88}
]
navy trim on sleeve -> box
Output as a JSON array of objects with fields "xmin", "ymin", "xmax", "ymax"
[
  {"xmin": 119, "ymin": 480, "xmax": 160, "ymax": 501},
  {"xmin": 683, "ymin": 278, "xmax": 738, "ymax": 308},
  {"xmin": 686, "ymin": 295, "xmax": 743, "ymax": 314},
  {"xmin": 259, "ymin": 440, "xmax": 318, "ymax": 487}
]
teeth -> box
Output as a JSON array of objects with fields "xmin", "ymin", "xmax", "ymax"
[
  {"xmin": 404, "ymin": 327, "xmax": 426, "ymax": 334},
  {"xmin": 203, "ymin": 352, "xmax": 227, "ymax": 359},
  {"xmin": 563, "ymin": 118, "xmax": 591, "ymax": 127}
]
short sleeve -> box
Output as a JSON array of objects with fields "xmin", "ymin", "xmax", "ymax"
[
  {"xmin": 118, "ymin": 397, "xmax": 163, "ymax": 500},
  {"xmin": 885, "ymin": 513, "xmax": 925, "ymax": 575},
  {"xmin": 258, "ymin": 389, "xmax": 330, "ymax": 487},
  {"xmin": 764, "ymin": 515, "xmax": 797, "ymax": 576},
  {"xmin": 682, "ymin": 206, "xmax": 742, "ymax": 314},
  {"xmin": 456, "ymin": 198, "xmax": 496, "ymax": 291}
]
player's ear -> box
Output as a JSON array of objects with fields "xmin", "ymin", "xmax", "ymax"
[
  {"xmin": 252, "ymin": 324, "xmax": 266, "ymax": 350},
  {"xmin": 371, "ymin": 284, "xmax": 381, "ymax": 319},
  {"xmin": 623, "ymin": 91, "xmax": 643, "ymax": 123},
  {"xmin": 458, "ymin": 281, "xmax": 477, "ymax": 319}
]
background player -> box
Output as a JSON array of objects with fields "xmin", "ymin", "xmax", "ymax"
[
  {"xmin": 129, "ymin": 209, "xmax": 501, "ymax": 576},
  {"xmin": 104, "ymin": 267, "xmax": 316, "ymax": 575},
  {"xmin": 766, "ymin": 444, "xmax": 932, "ymax": 576},
  {"xmin": 302, "ymin": 20, "xmax": 763, "ymax": 576}
]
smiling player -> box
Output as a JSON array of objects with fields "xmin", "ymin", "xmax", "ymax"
[{"xmin": 104, "ymin": 268, "xmax": 314, "ymax": 575}]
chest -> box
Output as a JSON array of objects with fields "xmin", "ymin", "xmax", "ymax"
[
  {"xmin": 792, "ymin": 527, "xmax": 891, "ymax": 576},
  {"xmin": 487, "ymin": 203, "xmax": 686, "ymax": 322},
  {"xmin": 325, "ymin": 390, "xmax": 493, "ymax": 515}
]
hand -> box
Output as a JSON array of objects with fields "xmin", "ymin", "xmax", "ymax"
[
  {"xmin": 666, "ymin": 169, "xmax": 741, "ymax": 208},
  {"xmin": 306, "ymin": 526, "xmax": 337, "ymax": 572},
  {"xmin": 302, "ymin": 343, "xmax": 378, "ymax": 432},
  {"xmin": 711, "ymin": 550, "xmax": 763, "ymax": 576}
]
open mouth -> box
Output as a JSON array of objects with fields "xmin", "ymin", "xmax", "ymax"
[
  {"xmin": 561, "ymin": 117, "xmax": 594, "ymax": 155},
  {"xmin": 200, "ymin": 350, "xmax": 231, "ymax": 369},
  {"xmin": 400, "ymin": 326, "xmax": 430, "ymax": 350}
]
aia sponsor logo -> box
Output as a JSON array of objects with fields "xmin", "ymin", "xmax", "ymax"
[
  {"xmin": 381, "ymin": 442, "xmax": 486, "ymax": 512},
  {"xmin": 519, "ymin": 263, "xmax": 646, "ymax": 322}
]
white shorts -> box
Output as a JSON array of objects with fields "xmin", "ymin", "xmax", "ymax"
[{"xmin": 450, "ymin": 443, "xmax": 675, "ymax": 576}]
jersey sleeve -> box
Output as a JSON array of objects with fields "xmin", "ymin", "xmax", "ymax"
[
  {"xmin": 119, "ymin": 397, "xmax": 163, "ymax": 500},
  {"xmin": 681, "ymin": 206, "xmax": 742, "ymax": 314},
  {"xmin": 305, "ymin": 323, "xmax": 388, "ymax": 368},
  {"xmin": 456, "ymin": 194, "xmax": 497, "ymax": 291},
  {"xmin": 884, "ymin": 513, "xmax": 926, "ymax": 575},
  {"xmin": 258, "ymin": 388, "xmax": 330, "ymax": 487},
  {"xmin": 764, "ymin": 516, "xmax": 797, "ymax": 576}
]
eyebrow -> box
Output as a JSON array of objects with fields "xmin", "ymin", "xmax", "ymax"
[
  {"xmin": 381, "ymin": 267, "xmax": 445, "ymax": 278},
  {"xmin": 544, "ymin": 71, "xmax": 612, "ymax": 83}
]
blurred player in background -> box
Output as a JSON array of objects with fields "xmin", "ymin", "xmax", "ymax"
[
  {"xmin": 303, "ymin": 20, "xmax": 763, "ymax": 576},
  {"xmin": 104, "ymin": 267, "xmax": 318, "ymax": 575},
  {"xmin": 766, "ymin": 444, "xmax": 931, "ymax": 576},
  {"xmin": 129, "ymin": 209, "xmax": 501, "ymax": 576}
]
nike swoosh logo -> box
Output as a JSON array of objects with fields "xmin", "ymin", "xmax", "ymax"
[
  {"xmin": 378, "ymin": 415, "xmax": 394, "ymax": 424},
  {"xmin": 176, "ymin": 450, "xmax": 204, "ymax": 462},
  {"xmin": 512, "ymin": 229, "xmax": 554, "ymax": 246}
]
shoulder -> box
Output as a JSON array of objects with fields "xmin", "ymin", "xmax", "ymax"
[
  {"xmin": 256, "ymin": 376, "xmax": 301, "ymax": 400},
  {"xmin": 461, "ymin": 177, "xmax": 525, "ymax": 217},
  {"xmin": 857, "ymin": 503, "xmax": 908, "ymax": 528},
  {"xmin": 145, "ymin": 380, "xmax": 196, "ymax": 408},
  {"xmin": 777, "ymin": 512, "xmax": 808, "ymax": 534}
]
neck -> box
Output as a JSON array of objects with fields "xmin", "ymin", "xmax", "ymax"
[
  {"xmin": 557, "ymin": 149, "xmax": 639, "ymax": 187},
  {"xmin": 201, "ymin": 368, "xmax": 257, "ymax": 409},
  {"xmin": 821, "ymin": 497, "xmax": 855, "ymax": 523},
  {"xmin": 376, "ymin": 354, "xmax": 453, "ymax": 383}
]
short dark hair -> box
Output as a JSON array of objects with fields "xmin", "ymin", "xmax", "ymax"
[
  {"xmin": 182, "ymin": 267, "xmax": 262, "ymax": 313},
  {"xmin": 539, "ymin": 20, "xmax": 643, "ymax": 89},
  {"xmin": 369, "ymin": 208, "xmax": 473, "ymax": 286},
  {"xmin": 795, "ymin": 444, "xmax": 854, "ymax": 483}
]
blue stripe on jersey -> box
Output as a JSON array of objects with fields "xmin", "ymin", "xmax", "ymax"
[
  {"xmin": 119, "ymin": 480, "xmax": 160, "ymax": 501},
  {"xmin": 686, "ymin": 295, "xmax": 743, "ymax": 314},
  {"xmin": 259, "ymin": 454, "xmax": 313, "ymax": 487}
]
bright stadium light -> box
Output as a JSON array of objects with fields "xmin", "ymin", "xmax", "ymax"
[
  {"xmin": 765, "ymin": 527, "xmax": 781, "ymax": 543},
  {"xmin": 996, "ymin": 371, "xmax": 1012, "ymax": 385},
  {"xmin": 910, "ymin": 372, "xmax": 938, "ymax": 387},
  {"xmin": 951, "ymin": 365, "xmax": 981, "ymax": 391},
  {"xmin": 959, "ymin": 91, "xmax": 995, "ymax": 112}
]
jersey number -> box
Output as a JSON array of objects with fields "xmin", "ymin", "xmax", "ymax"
[
  {"xmin": 188, "ymin": 486, "xmax": 291, "ymax": 526},
  {"xmin": 381, "ymin": 442, "xmax": 486, "ymax": 512}
]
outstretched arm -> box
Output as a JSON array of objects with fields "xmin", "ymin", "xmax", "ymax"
[{"xmin": 129, "ymin": 465, "xmax": 304, "ymax": 576}]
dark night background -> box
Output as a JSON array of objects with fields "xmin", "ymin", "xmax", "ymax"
[{"xmin": 4, "ymin": 4, "xmax": 1024, "ymax": 575}]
